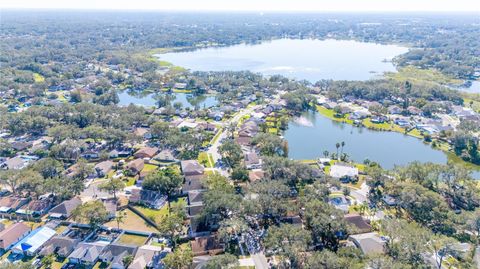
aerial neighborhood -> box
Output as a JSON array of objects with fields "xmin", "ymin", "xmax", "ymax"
[{"xmin": 1, "ymin": 9, "xmax": 480, "ymax": 269}]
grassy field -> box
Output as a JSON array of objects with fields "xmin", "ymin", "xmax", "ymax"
[
  {"xmin": 385, "ymin": 66, "xmax": 463, "ymax": 86},
  {"xmin": 316, "ymin": 105, "xmax": 353, "ymax": 124},
  {"xmin": 117, "ymin": 233, "xmax": 149, "ymax": 246},
  {"xmin": 105, "ymin": 209, "xmax": 158, "ymax": 233},
  {"xmin": 198, "ymin": 152, "xmax": 214, "ymax": 168},
  {"xmin": 133, "ymin": 197, "xmax": 187, "ymax": 225},
  {"xmin": 464, "ymin": 97, "xmax": 480, "ymax": 113}
]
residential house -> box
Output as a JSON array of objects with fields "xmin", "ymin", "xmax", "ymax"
[
  {"xmin": 153, "ymin": 150, "xmax": 176, "ymax": 162},
  {"xmin": 181, "ymin": 160, "xmax": 205, "ymax": 178},
  {"xmin": 129, "ymin": 245, "xmax": 168, "ymax": 269},
  {"xmin": 48, "ymin": 197, "xmax": 82, "ymax": 219},
  {"xmin": 0, "ymin": 196, "xmax": 29, "ymax": 214},
  {"xmin": 329, "ymin": 163, "xmax": 359, "ymax": 183},
  {"xmin": 187, "ymin": 190, "xmax": 204, "ymax": 218},
  {"xmin": 407, "ymin": 106, "xmax": 422, "ymax": 115},
  {"xmin": 388, "ymin": 105, "xmax": 403, "ymax": 115},
  {"xmin": 191, "ymin": 235, "xmax": 224, "ymax": 256},
  {"xmin": 38, "ymin": 236, "xmax": 80, "ymax": 258},
  {"xmin": 102, "ymin": 198, "xmax": 118, "ymax": 219},
  {"xmin": 126, "ymin": 159, "xmax": 145, "ymax": 176},
  {"xmin": 134, "ymin": 147, "xmax": 159, "ymax": 159},
  {"xmin": 0, "ymin": 222, "xmax": 30, "ymax": 252},
  {"xmin": 344, "ymin": 214, "xmax": 372, "ymax": 234},
  {"xmin": 349, "ymin": 232, "xmax": 385, "ymax": 255},
  {"xmin": 68, "ymin": 242, "xmax": 108, "ymax": 267},
  {"xmin": 244, "ymin": 152, "xmax": 261, "ymax": 169},
  {"xmin": 95, "ymin": 160, "xmax": 115, "ymax": 178},
  {"xmin": 16, "ymin": 198, "xmax": 53, "ymax": 217},
  {"xmin": 134, "ymin": 128, "xmax": 152, "ymax": 140},
  {"xmin": 99, "ymin": 243, "xmax": 138, "ymax": 269},
  {"xmin": 12, "ymin": 226, "xmax": 56, "ymax": 256},
  {"xmin": 3, "ymin": 156, "xmax": 30, "ymax": 170},
  {"xmin": 238, "ymin": 120, "xmax": 259, "ymax": 138},
  {"xmin": 248, "ymin": 170, "xmax": 265, "ymax": 182},
  {"xmin": 129, "ymin": 189, "xmax": 167, "ymax": 210}
]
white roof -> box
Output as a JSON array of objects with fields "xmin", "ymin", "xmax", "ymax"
[{"xmin": 330, "ymin": 164, "xmax": 359, "ymax": 178}]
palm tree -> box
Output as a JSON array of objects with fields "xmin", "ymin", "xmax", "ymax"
[
  {"xmin": 335, "ymin": 143, "xmax": 340, "ymax": 159},
  {"xmin": 323, "ymin": 150, "xmax": 329, "ymax": 158},
  {"xmin": 341, "ymin": 141, "xmax": 345, "ymax": 156},
  {"xmin": 115, "ymin": 211, "xmax": 126, "ymax": 230}
]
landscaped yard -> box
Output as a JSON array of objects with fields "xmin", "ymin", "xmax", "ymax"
[
  {"xmin": 198, "ymin": 152, "xmax": 214, "ymax": 168},
  {"xmin": 133, "ymin": 197, "xmax": 187, "ymax": 225},
  {"xmin": 117, "ymin": 233, "xmax": 149, "ymax": 246},
  {"xmin": 105, "ymin": 209, "xmax": 158, "ymax": 233}
]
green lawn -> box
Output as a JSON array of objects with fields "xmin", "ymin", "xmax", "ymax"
[
  {"xmin": 105, "ymin": 209, "xmax": 158, "ymax": 233},
  {"xmin": 117, "ymin": 233, "xmax": 148, "ymax": 246},
  {"xmin": 198, "ymin": 152, "xmax": 214, "ymax": 168},
  {"xmin": 316, "ymin": 105, "xmax": 353, "ymax": 124},
  {"xmin": 142, "ymin": 164, "xmax": 158, "ymax": 172},
  {"xmin": 385, "ymin": 66, "xmax": 463, "ymax": 86}
]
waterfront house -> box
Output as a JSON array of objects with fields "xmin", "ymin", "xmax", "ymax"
[{"xmin": 329, "ymin": 163, "xmax": 359, "ymax": 183}]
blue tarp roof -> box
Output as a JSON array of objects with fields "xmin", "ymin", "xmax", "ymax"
[{"xmin": 12, "ymin": 226, "xmax": 56, "ymax": 255}]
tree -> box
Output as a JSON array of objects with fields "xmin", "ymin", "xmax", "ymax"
[
  {"xmin": 98, "ymin": 178, "xmax": 125, "ymax": 200},
  {"xmin": 340, "ymin": 141, "xmax": 345, "ymax": 156},
  {"xmin": 122, "ymin": 255, "xmax": 134, "ymax": 268},
  {"xmin": 264, "ymin": 224, "xmax": 311, "ymax": 267},
  {"xmin": 381, "ymin": 218, "xmax": 430, "ymax": 266},
  {"xmin": 142, "ymin": 167, "xmax": 183, "ymax": 207},
  {"xmin": 335, "ymin": 142, "xmax": 341, "ymax": 159},
  {"xmin": 115, "ymin": 210, "xmax": 126, "ymax": 230},
  {"xmin": 305, "ymin": 250, "xmax": 353, "ymax": 269},
  {"xmin": 251, "ymin": 133, "xmax": 288, "ymax": 157},
  {"xmin": 0, "ymin": 169, "xmax": 30, "ymax": 194},
  {"xmin": 205, "ymin": 254, "xmax": 239, "ymax": 269},
  {"xmin": 303, "ymin": 199, "xmax": 349, "ymax": 251},
  {"xmin": 72, "ymin": 200, "xmax": 110, "ymax": 230},
  {"xmin": 41, "ymin": 254, "xmax": 55, "ymax": 269},
  {"xmin": 163, "ymin": 247, "xmax": 193, "ymax": 269},
  {"xmin": 219, "ymin": 139, "xmax": 243, "ymax": 168},
  {"xmin": 244, "ymin": 180, "xmax": 292, "ymax": 226},
  {"xmin": 158, "ymin": 206, "xmax": 185, "ymax": 247}
]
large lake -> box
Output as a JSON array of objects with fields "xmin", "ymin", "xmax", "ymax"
[
  {"xmin": 157, "ymin": 39, "xmax": 409, "ymax": 81},
  {"xmin": 285, "ymin": 111, "xmax": 448, "ymax": 169},
  {"xmin": 118, "ymin": 91, "xmax": 217, "ymax": 109}
]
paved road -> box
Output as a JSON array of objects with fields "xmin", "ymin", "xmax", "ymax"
[
  {"xmin": 349, "ymin": 182, "xmax": 369, "ymax": 204},
  {"xmin": 252, "ymin": 253, "xmax": 269, "ymax": 269},
  {"xmin": 207, "ymin": 105, "xmax": 258, "ymax": 176}
]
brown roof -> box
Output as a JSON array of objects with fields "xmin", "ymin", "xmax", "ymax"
[
  {"xmin": 248, "ymin": 170, "xmax": 265, "ymax": 182},
  {"xmin": 134, "ymin": 147, "xmax": 158, "ymax": 159},
  {"xmin": 0, "ymin": 222, "xmax": 30, "ymax": 249},
  {"xmin": 0, "ymin": 196, "xmax": 28, "ymax": 210},
  {"xmin": 191, "ymin": 235, "xmax": 224, "ymax": 256},
  {"xmin": 181, "ymin": 160, "xmax": 204, "ymax": 176},
  {"xmin": 344, "ymin": 214, "xmax": 372, "ymax": 234},
  {"xmin": 126, "ymin": 159, "xmax": 145, "ymax": 173}
]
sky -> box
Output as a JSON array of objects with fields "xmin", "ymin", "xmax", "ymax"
[{"xmin": 1, "ymin": 0, "xmax": 479, "ymax": 12}]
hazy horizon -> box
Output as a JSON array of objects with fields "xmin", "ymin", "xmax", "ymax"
[{"xmin": 2, "ymin": 0, "xmax": 479, "ymax": 12}]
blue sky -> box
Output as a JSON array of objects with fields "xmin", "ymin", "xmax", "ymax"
[{"xmin": 1, "ymin": 0, "xmax": 479, "ymax": 12}]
